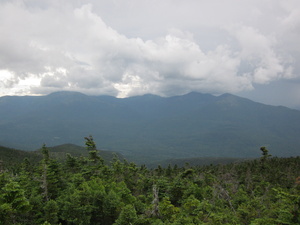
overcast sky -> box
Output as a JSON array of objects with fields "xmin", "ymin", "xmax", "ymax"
[{"xmin": 1, "ymin": 0, "xmax": 300, "ymax": 108}]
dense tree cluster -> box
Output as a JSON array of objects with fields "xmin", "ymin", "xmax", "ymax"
[{"xmin": 0, "ymin": 141, "xmax": 300, "ymax": 224}]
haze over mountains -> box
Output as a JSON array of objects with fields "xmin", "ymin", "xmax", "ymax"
[{"xmin": 1, "ymin": 91, "xmax": 300, "ymax": 163}]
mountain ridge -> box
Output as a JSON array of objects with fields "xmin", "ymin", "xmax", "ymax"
[{"xmin": 1, "ymin": 91, "xmax": 300, "ymax": 163}]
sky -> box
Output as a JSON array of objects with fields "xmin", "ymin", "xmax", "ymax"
[{"xmin": 1, "ymin": 0, "xmax": 300, "ymax": 108}]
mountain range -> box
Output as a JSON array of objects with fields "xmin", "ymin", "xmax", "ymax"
[{"xmin": 1, "ymin": 91, "xmax": 300, "ymax": 163}]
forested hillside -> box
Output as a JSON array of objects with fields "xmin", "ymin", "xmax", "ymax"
[
  {"xmin": 1, "ymin": 91, "xmax": 300, "ymax": 163},
  {"xmin": 1, "ymin": 142, "xmax": 300, "ymax": 224},
  {"xmin": 0, "ymin": 145, "xmax": 42, "ymax": 170},
  {"xmin": 0, "ymin": 143, "xmax": 122, "ymax": 170}
]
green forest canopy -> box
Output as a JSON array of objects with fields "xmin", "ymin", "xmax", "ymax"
[{"xmin": 0, "ymin": 140, "xmax": 300, "ymax": 224}]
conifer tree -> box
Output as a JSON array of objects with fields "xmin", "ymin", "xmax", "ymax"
[
  {"xmin": 43, "ymin": 199, "xmax": 59, "ymax": 224},
  {"xmin": 41, "ymin": 144, "xmax": 50, "ymax": 201},
  {"xmin": 0, "ymin": 180, "xmax": 31, "ymax": 224},
  {"xmin": 260, "ymin": 146, "xmax": 271, "ymax": 170},
  {"xmin": 84, "ymin": 135, "xmax": 103, "ymax": 164},
  {"xmin": 114, "ymin": 204, "xmax": 138, "ymax": 225}
]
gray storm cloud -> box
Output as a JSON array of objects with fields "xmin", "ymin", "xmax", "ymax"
[{"xmin": 0, "ymin": 0, "xmax": 299, "ymax": 101}]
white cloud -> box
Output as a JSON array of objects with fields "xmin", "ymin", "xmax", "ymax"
[
  {"xmin": 0, "ymin": 0, "xmax": 299, "ymax": 107},
  {"xmin": 231, "ymin": 25, "xmax": 293, "ymax": 84},
  {"xmin": 0, "ymin": 70, "xmax": 41, "ymax": 96}
]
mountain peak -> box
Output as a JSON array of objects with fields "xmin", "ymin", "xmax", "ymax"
[
  {"xmin": 219, "ymin": 93, "xmax": 235, "ymax": 98},
  {"xmin": 1, "ymin": 91, "xmax": 300, "ymax": 163},
  {"xmin": 46, "ymin": 91, "xmax": 87, "ymax": 97},
  {"xmin": 170, "ymin": 92, "xmax": 216, "ymax": 103}
]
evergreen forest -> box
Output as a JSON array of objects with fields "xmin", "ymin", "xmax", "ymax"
[{"xmin": 1, "ymin": 137, "xmax": 300, "ymax": 224}]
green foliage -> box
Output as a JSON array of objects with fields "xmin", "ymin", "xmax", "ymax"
[
  {"xmin": 84, "ymin": 135, "xmax": 96, "ymax": 151},
  {"xmin": 114, "ymin": 204, "xmax": 138, "ymax": 225},
  {"xmin": 159, "ymin": 197, "xmax": 180, "ymax": 222},
  {"xmin": 84, "ymin": 135, "xmax": 104, "ymax": 165},
  {"xmin": 0, "ymin": 144, "xmax": 300, "ymax": 224},
  {"xmin": 41, "ymin": 144, "xmax": 50, "ymax": 163},
  {"xmin": 0, "ymin": 146, "xmax": 42, "ymax": 170},
  {"xmin": 0, "ymin": 180, "xmax": 31, "ymax": 224},
  {"xmin": 43, "ymin": 199, "xmax": 59, "ymax": 224}
]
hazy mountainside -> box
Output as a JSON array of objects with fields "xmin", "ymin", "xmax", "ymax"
[{"xmin": 1, "ymin": 91, "xmax": 300, "ymax": 163}]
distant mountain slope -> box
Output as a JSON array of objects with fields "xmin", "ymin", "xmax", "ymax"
[{"xmin": 1, "ymin": 91, "xmax": 300, "ymax": 163}]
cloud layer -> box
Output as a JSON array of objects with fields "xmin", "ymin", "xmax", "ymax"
[{"xmin": 0, "ymin": 0, "xmax": 299, "ymax": 101}]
